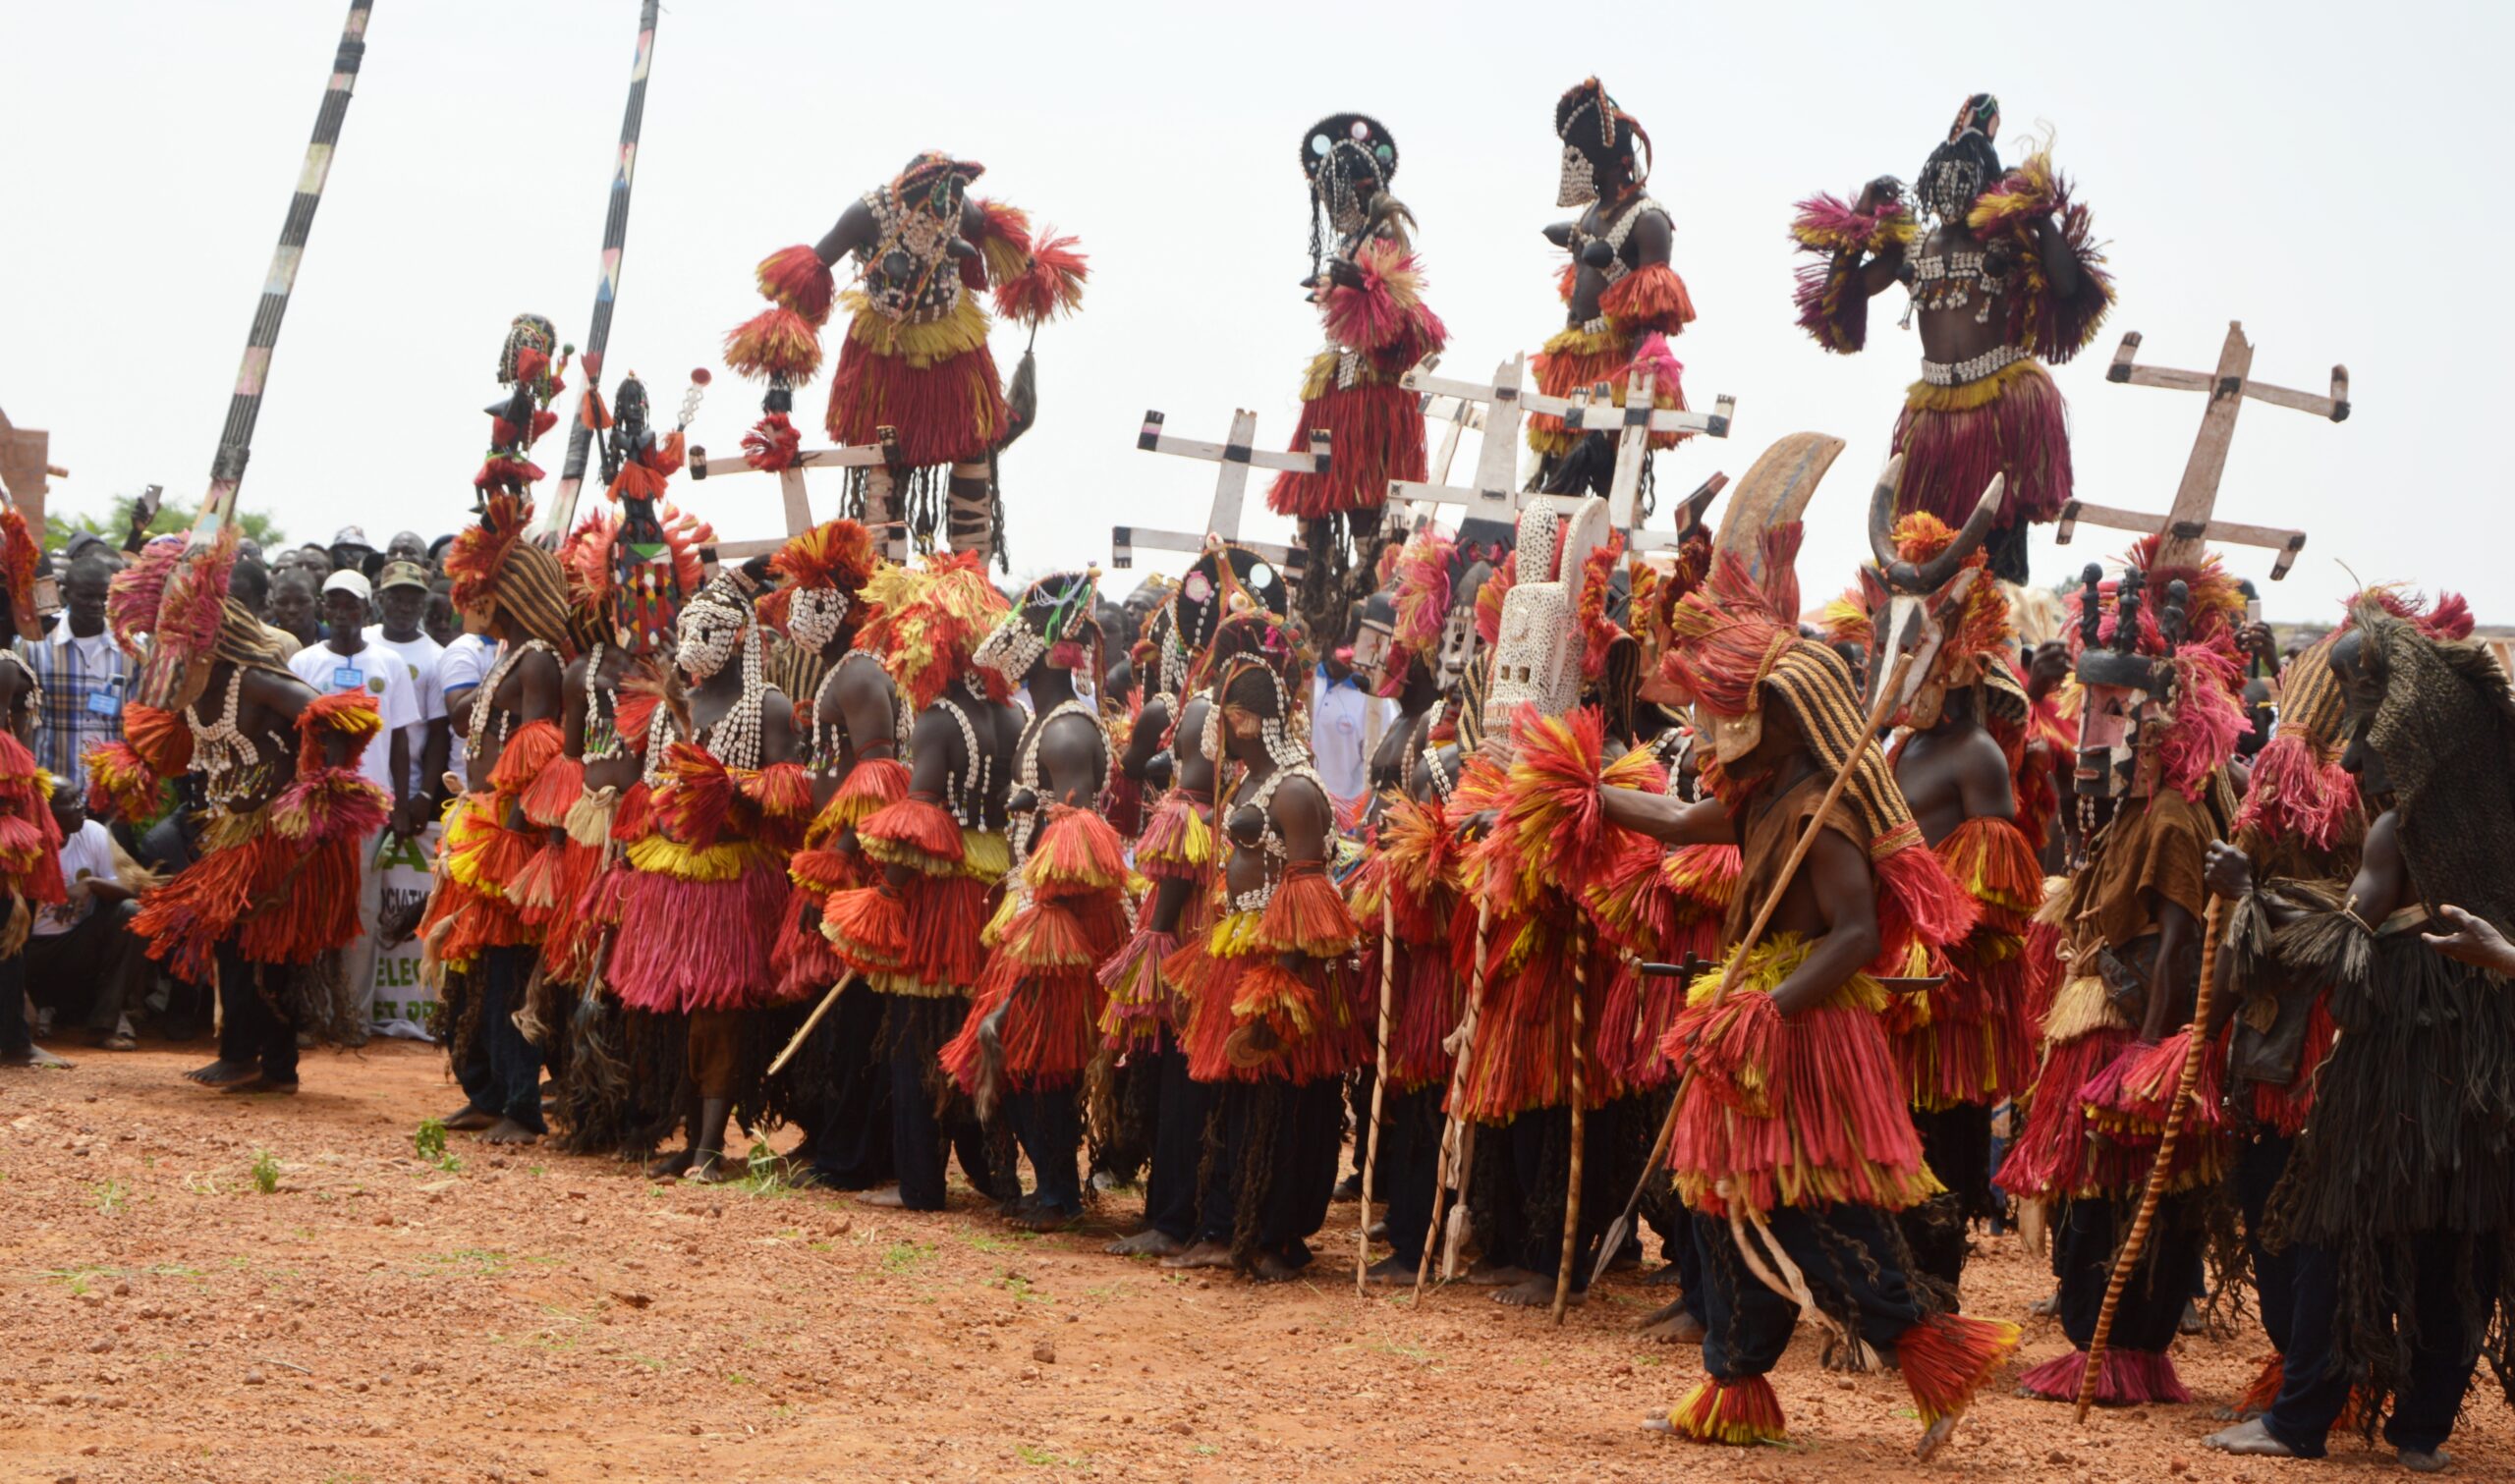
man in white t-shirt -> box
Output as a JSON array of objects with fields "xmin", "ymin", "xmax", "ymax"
[
  {"xmin": 287, "ymin": 569, "xmax": 421, "ymax": 1028},
  {"xmin": 25, "ymin": 791, "xmax": 145, "ymax": 1052},
  {"xmin": 438, "ymin": 629, "xmax": 497, "ymax": 786},
  {"xmin": 363, "ymin": 561, "xmax": 450, "ymax": 808}
]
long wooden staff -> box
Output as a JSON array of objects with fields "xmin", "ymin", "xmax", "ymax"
[
  {"xmin": 766, "ymin": 968, "xmax": 850, "ymax": 1078},
  {"xmin": 538, "ymin": 0, "xmax": 664, "ymax": 542},
  {"xmin": 1553, "ymin": 922, "xmax": 1590, "ymax": 1322},
  {"xmin": 2075, "ymin": 895, "xmax": 2226, "ymax": 1421},
  {"xmin": 1589, "ymin": 646, "xmax": 1919, "ymax": 1287},
  {"xmin": 1416, "ymin": 894, "xmax": 1491, "ymax": 1297},
  {"xmin": 1356, "ymin": 907, "xmax": 1398, "ymax": 1292},
  {"xmin": 138, "ymin": 0, "xmax": 374, "ymax": 710}
]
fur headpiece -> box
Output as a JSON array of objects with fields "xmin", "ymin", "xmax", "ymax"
[{"xmin": 857, "ymin": 551, "xmax": 1010, "ymax": 713}]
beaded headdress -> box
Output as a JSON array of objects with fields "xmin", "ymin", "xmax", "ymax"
[
  {"xmin": 1918, "ymin": 91, "xmax": 2004, "ymax": 225},
  {"xmin": 1175, "ymin": 541, "xmax": 1290, "ymax": 690},
  {"xmin": 1302, "ymin": 112, "xmax": 1401, "ymax": 265},
  {"xmin": 762, "ymin": 518, "xmax": 882, "ymax": 653},
  {"xmin": 977, "ymin": 568, "xmax": 1100, "ymax": 687},
  {"xmin": 1554, "ymin": 77, "xmax": 1650, "ymax": 206}
]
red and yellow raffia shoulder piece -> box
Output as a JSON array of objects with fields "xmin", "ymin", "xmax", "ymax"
[
  {"xmin": 1597, "ymin": 259, "xmax": 1695, "ymax": 338},
  {"xmin": 1023, "ymin": 803, "xmax": 1127, "ymax": 902},
  {"xmin": 1321, "ymin": 239, "xmax": 1446, "ymax": 360},
  {"xmin": 485, "ymin": 717, "xmax": 563, "ymax": 800},
  {"xmin": 1934, "ymin": 813, "xmax": 2044, "ymax": 923},
  {"xmin": 1253, "ymin": 857, "xmax": 1361, "ymax": 959},
  {"xmin": 857, "ymin": 551, "xmax": 1011, "ymax": 714},
  {"xmin": 1475, "ymin": 707, "xmax": 1663, "ymax": 916},
  {"xmin": 1787, "ymin": 193, "xmax": 1916, "ymax": 355},
  {"xmin": 968, "ymin": 198, "xmax": 1032, "ymax": 292},
  {"xmin": 292, "ymin": 690, "xmax": 383, "ymax": 775},
  {"xmin": 0, "ymin": 731, "xmax": 64, "ymax": 906},
  {"xmin": 1965, "ymin": 150, "xmax": 2113, "ymax": 364},
  {"xmin": 126, "ymin": 702, "xmax": 193, "ymax": 778}
]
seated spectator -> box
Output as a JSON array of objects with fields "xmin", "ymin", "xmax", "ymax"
[{"xmin": 27, "ymin": 791, "xmax": 147, "ymax": 1051}]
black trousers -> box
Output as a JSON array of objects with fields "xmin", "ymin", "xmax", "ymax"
[
  {"xmin": 1141, "ymin": 1032, "xmax": 1214, "ymax": 1242},
  {"xmin": 459, "ymin": 946, "xmax": 544, "ymax": 1130},
  {"xmin": 1197, "ymin": 1076, "xmax": 1343, "ymax": 1254},
  {"xmin": 1900, "ymin": 1101, "xmax": 1993, "ymax": 1294},
  {"xmin": 2236, "ymin": 1132, "xmax": 2301, "ymax": 1353},
  {"xmin": 1697, "ymin": 1201, "xmax": 1926, "ymax": 1380},
  {"xmin": 0, "ymin": 901, "xmax": 25, "ymax": 1058},
  {"xmin": 807, "ymin": 982, "xmax": 894, "ymax": 1189},
  {"xmin": 1503, "ymin": 1104, "xmax": 1621, "ymax": 1291},
  {"xmin": 27, "ymin": 899, "xmax": 146, "ymax": 1034},
  {"xmin": 1008, "ymin": 1087, "xmax": 1083, "ymax": 1216},
  {"xmin": 1371, "ymin": 1081, "xmax": 1443, "ymax": 1267},
  {"xmin": 214, "ymin": 945, "xmax": 299, "ymax": 1082},
  {"xmin": 2264, "ymin": 1231, "xmax": 2497, "ymax": 1457},
  {"xmin": 882, "ymin": 994, "xmax": 995, "ymax": 1211},
  {"xmin": 2056, "ymin": 1190, "xmax": 2197, "ymax": 1353},
  {"xmin": 1347, "ymin": 1065, "xmax": 1374, "ymax": 1178}
]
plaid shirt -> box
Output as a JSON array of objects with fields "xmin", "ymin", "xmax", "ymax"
[{"xmin": 17, "ymin": 624, "xmax": 130, "ymax": 797}]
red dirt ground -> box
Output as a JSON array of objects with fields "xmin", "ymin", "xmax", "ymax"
[{"xmin": 3, "ymin": 1039, "xmax": 2504, "ymax": 1483}]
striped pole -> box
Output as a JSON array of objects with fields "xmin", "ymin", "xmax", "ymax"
[
  {"xmin": 138, "ymin": 0, "xmax": 372, "ymax": 708},
  {"xmin": 537, "ymin": 0, "xmax": 662, "ymax": 542}
]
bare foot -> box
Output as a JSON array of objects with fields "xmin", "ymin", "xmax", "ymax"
[
  {"xmin": 2180, "ymin": 1298, "xmax": 2206, "ymax": 1336},
  {"xmin": 481, "ymin": 1118, "xmax": 541, "ymax": 1146},
  {"xmin": 2204, "ymin": 1418, "xmax": 2298, "ymax": 1457},
  {"xmin": 854, "ymin": 1185, "xmax": 907, "ymax": 1208},
  {"xmin": 1159, "ymin": 1240, "xmax": 1235, "ymax": 1271},
  {"xmin": 1107, "ymin": 1229, "xmax": 1185, "ymax": 1258},
  {"xmin": 1492, "ymin": 1276, "xmax": 1581, "ymax": 1308},
  {"xmin": 442, "ymin": 1107, "xmax": 497, "ymax": 1132},
  {"xmin": 88, "ymin": 1030, "xmax": 139, "ymax": 1052},
  {"xmin": 645, "ymin": 1147, "xmax": 697, "ymax": 1181},
  {"xmin": 1640, "ymin": 1263, "xmax": 1689, "ymax": 1288},
  {"xmin": 1641, "ymin": 1414, "xmax": 1676, "ymax": 1436},
  {"xmin": 682, "ymin": 1153, "xmax": 734, "ymax": 1184},
  {"xmin": 1464, "ymin": 1261, "xmax": 1537, "ymax": 1288},
  {"xmin": 2, "ymin": 1045, "xmax": 74, "ymax": 1070},
  {"xmin": 1250, "ymin": 1249, "xmax": 1306, "ymax": 1284},
  {"xmin": 1637, "ymin": 1298, "xmax": 1706, "ymax": 1345},
  {"xmin": 2029, "ymin": 1288, "xmax": 2061, "ymax": 1317},
  {"xmin": 1009, "ymin": 1205, "xmax": 1081, "ymax": 1234},
  {"xmin": 1916, "ymin": 1411, "xmax": 1962, "ymax": 1461},
  {"xmin": 1361, "ymin": 1255, "xmax": 1419, "ymax": 1286},
  {"xmin": 220, "ymin": 1074, "xmax": 299, "ymax": 1095},
  {"xmin": 185, "ymin": 1059, "xmax": 256, "ymax": 1086},
  {"xmin": 2399, "ymin": 1446, "xmax": 2452, "ymax": 1473}
]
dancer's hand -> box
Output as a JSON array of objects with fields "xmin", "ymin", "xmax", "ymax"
[
  {"xmin": 2203, "ymin": 842, "xmax": 2253, "ymax": 902},
  {"xmin": 2423, "ymin": 905, "xmax": 2515, "ymax": 974}
]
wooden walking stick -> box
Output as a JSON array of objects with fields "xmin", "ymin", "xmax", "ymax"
[
  {"xmin": 2074, "ymin": 895, "xmax": 2226, "ymax": 1421},
  {"xmin": 1357, "ymin": 907, "xmax": 1398, "ymax": 1292},
  {"xmin": 1416, "ymin": 893, "xmax": 1491, "ymax": 1297},
  {"xmin": 766, "ymin": 971, "xmax": 851, "ymax": 1078},
  {"xmin": 1553, "ymin": 922, "xmax": 1590, "ymax": 1322},
  {"xmin": 1589, "ymin": 644, "xmax": 1922, "ymax": 1287}
]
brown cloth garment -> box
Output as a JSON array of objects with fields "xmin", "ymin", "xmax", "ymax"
[{"xmin": 1722, "ymin": 769, "xmax": 1865, "ymax": 945}]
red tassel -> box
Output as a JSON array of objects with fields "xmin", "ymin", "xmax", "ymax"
[
  {"xmin": 1666, "ymin": 1374, "xmax": 1786, "ymax": 1445},
  {"xmin": 1897, "ymin": 1313, "xmax": 2022, "ymax": 1425},
  {"xmin": 755, "ymin": 245, "xmax": 834, "ymax": 327},
  {"xmin": 1597, "ymin": 261, "xmax": 1697, "ymax": 336},
  {"xmin": 739, "ymin": 760, "xmax": 812, "ymax": 819},
  {"xmin": 820, "ymin": 884, "xmax": 910, "ymax": 970},
  {"xmin": 724, "ymin": 307, "xmax": 823, "ymax": 384},
  {"xmin": 1026, "ymin": 805, "xmax": 1128, "ymax": 900},
  {"xmin": 2013, "ymin": 1347, "xmax": 2191, "ymax": 1405}
]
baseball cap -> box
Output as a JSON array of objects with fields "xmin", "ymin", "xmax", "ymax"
[
  {"xmin": 322, "ymin": 569, "xmax": 373, "ymax": 602},
  {"xmin": 376, "ymin": 559, "xmax": 429, "ymax": 593},
  {"xmin": 331, "ymin": 524, "xmax": 373, "ymax": 550}
]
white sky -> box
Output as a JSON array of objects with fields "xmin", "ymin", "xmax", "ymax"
[{"xmin": 4, "ymin": 1, "xmax": 2508, "ymax": 623}]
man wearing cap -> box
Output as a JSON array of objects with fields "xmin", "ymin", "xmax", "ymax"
[
  {"xmin": 363, "ymin": 561, "xmax": 449, "ymax": 827},
  {"xmin": 329, "ymin": 525, "xmax": 379, "ymax": 585},
  {"xmin": 287, "ymin": 569, "xmax": 420, "ymax": 1029}
]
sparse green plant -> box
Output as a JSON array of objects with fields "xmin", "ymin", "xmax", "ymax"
[
  {"xmin": 250, "ymin": 1150, "xmax": 281, "ymax": 1195},
  {"xmin": 412, "ymin": 1118, "xmax": 462, "ymax": 1173},
  {"xmin": 93, "ymin": 1179, "xmax": 129, "ymax": 1216}
]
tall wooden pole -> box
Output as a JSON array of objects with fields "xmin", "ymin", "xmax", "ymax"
[
  {"xmin": 538, "ymin": 0, "xmax": 663, "ymax": 542},
  {"xmin": 138, "ymin": 0, "xmax": 375, "ymax": 710}
]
